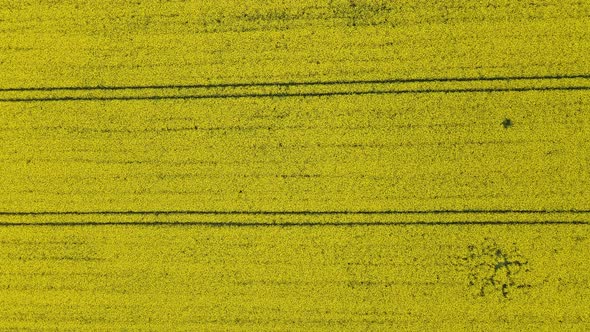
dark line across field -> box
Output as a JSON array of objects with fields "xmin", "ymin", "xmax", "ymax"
[
  {"xmin": 1, "ymin": 86, "xmax": 589, "ymax": 103},
  {"xmin": 1, "ymin": 74, "xmax": 588, "ymax": 92}
]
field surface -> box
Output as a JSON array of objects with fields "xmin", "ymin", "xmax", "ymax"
[{"xmin": 0, "ymin": 0, "xmax": 589, "ymax": 330}]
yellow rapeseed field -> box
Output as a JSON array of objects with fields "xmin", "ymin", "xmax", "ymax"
[{"xmin": 0, "ymin": 0, "xmax": 588, "ymax": 330}]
